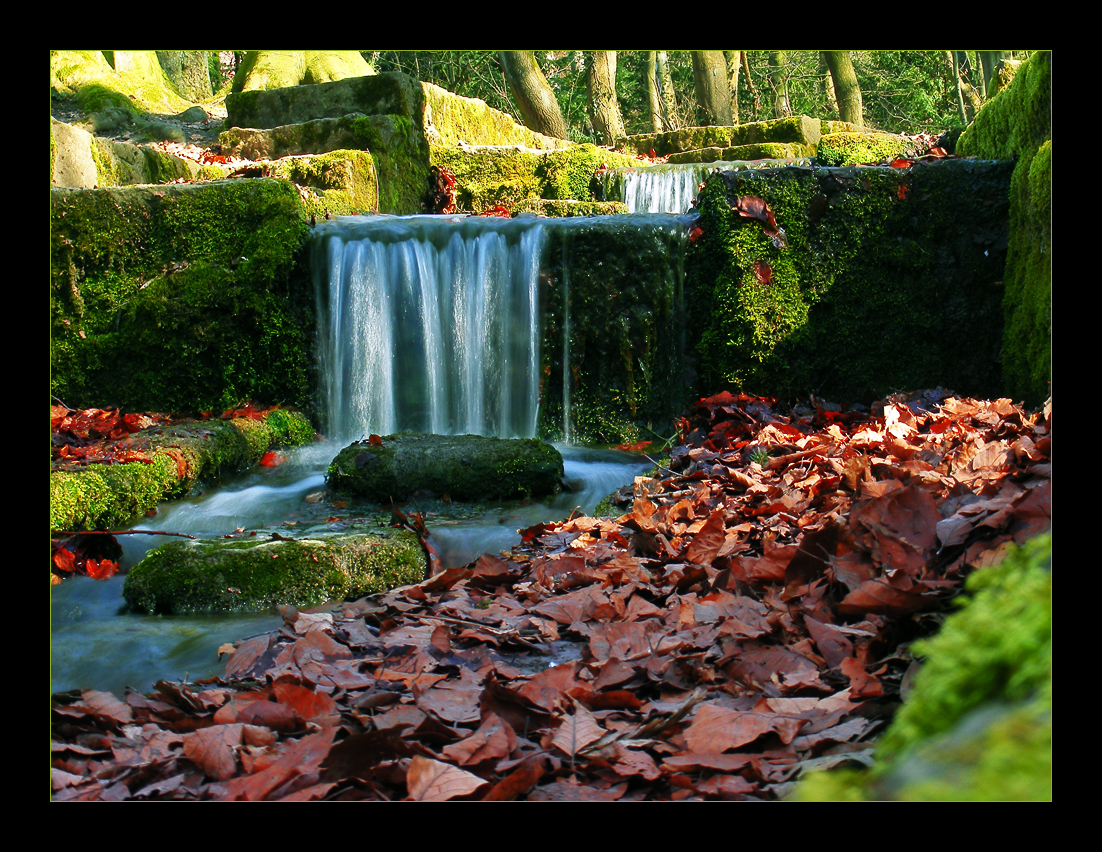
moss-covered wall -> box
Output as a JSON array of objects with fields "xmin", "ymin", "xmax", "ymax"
[
  {"xmin": 686, "ymin": 160, "xmax": 1013, "ymax": 403},
  {"xmin": 50, "ymin": 180, "xmax": 316, "ymax": 417},
  {"xmin": 539, "ymin": 218, "xmax": 693, "ymax": 444},
  {"xmin": 957, "ymin": 50, "xmax": 1051, "ymax": 407}
]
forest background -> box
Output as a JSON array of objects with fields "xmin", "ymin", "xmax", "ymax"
[{"xmin": 184, "ymin": 51, "xmax": 1035, "ymax": 143}]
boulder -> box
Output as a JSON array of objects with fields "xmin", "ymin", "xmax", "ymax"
[
  {"xmin": 123, "ymin": 530, "xmax": 426, "ymax": 614},
  {"xmin": 326, "ymin": 433, "xmax": 564, "ymax": 502}
]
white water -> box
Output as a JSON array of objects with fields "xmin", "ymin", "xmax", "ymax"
[
  {"xmin": 608, "ymin": 158, "xmax": 814, "ymax": 214},
  {"xmin": 317, "ymin": 215, "xmax": 545, "ymax": 442}
]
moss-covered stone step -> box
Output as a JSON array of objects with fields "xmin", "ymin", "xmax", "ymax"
[
  {"xmin": 266, "ymin": 150, "xmax": 377, "ymax": 217},
  {"xmin": 326, "ymin": 433, "xmax": 564, "ymax": 503},
  {"xmin": 122, "ymin": 529, "xmax": 426, "ymax": 614},
  {"xmin": 429, "ymin": 144, "xmax": 639, "ymax": 213},
  {"xmin": 815, "ymin": 131, "xmax": 912, "ymax": 167},
  {"xmin": 50, "ymin": 409, "xmax": 316, "ymax": 533},
  {"xmin": 50, "ymin": 179, "xmax": 314, "ymax": 416},
  {"xmin": 669, "ymin": 143, "xmax": 812, "ymax": 165},
  {"xmin": 616, "ymin": 116, "xmax": 857, "ymax": 159}
]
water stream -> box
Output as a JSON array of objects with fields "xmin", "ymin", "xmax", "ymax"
[{"xmin": 51, "ymin": 212, "xmax": 677, "ymax": 697}]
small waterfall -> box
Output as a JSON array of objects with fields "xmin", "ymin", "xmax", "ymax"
[
  {"xmin": 606, "ymin": 158, "xmax": 814, "ymax": 214},
  {"xmin": 315, "ymin": 215, "xmax": 545, "ymax": 442}
]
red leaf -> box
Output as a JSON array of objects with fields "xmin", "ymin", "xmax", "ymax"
[
  {"xmin": 891, "ymin": 158, "xmax": 913, "ymax": 169},
  {"xmin": 689, "ymin": 226, "xmax": 703, "ymax": 244},
  {"xmin": 259, "ymin": 451, "xmax": 284, "ymax": 467},
  {"xmin": 897, "ymin": 184, "xmax": 908, "ymax": 200},
  {"xmin": 752, "ymin": 260, "xmax": 773, "ymax": 284}
]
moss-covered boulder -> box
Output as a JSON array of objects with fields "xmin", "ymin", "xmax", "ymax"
[
  {"xmin": 957, "ymin": 50, "xmax": 1051, "ymax": 407},
  {"xmin": 792, "ymin": 532, "xmax": 1051, "ymax": 801},
  {"xmin": 268, "ymin": 150, "xmax": 378, "ymax": 217},
  {"xmin": 687, "ymin": 159, "xmax": 1012, "ymax": 402},
  {"xmin": 816, "ymin": 131, "xmax": 911, "ymax": 166},
  {"xmin": 50, "ymin": 179, "xmax": 314, "ymax": 415},
  {"xmin": 422, "ymin": 82, "xmax": 570, "ymax": 150},
  {"xmin": 327, "ymin": 434, "xmax": 564, "ymax": 502},
  {"xmin": 616, "ymin": 116, "xmax": 839, "ymax": 160},
  {"xmin": 50, "ymin": 409, "xmax": 315, "ymax": 533},
  {"xmin": 123, "ymin": 529, "xmax": 426, "ymax": 614},
  {"xmin": 670, "ymin": 143, "xmax": 811, "ymax": 164},
  {"xmin": 230, "ymin": 50, "xmax": 375, "ymax": 95},
  {"xmin": 429, "ymin": 144, "xmax": 639, "ymax": 213}
]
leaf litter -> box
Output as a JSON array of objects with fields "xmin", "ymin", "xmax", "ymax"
[{"xmin": 50, "ymin": 389, "xmax": 1050, "ymax": 800}]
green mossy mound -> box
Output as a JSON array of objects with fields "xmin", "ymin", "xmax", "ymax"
[
  {"xmin": 957, "ymin": 50, "xmax": 1051, "ymax": 408},
  {"xmin": 687, "ymin": 159, "xmax": 1012, "ymax": 402},
  {"xmin": 815, "ymin": 131, "xmax": 911, "ymax": 166},
  {"xmin": 792, "ymin": 532, "xmax": 1051, "ymax": 801},
  {"xmin": 327, "ymin": 434, "xmax": 564, "ymax": 502},
  {"xmin": 51, "ymin": 50, "xmax": 194, "ymax": 117},
  {"xmin": 269, "ymin": 150, "xmax": 378, "ymax": 217},
  {"xmin": 50, "ymin": 409, "xmax": 315, "ymax": 532},
  {"xmin": 50, "ymin": 179, "xmax": 313, "ymax": 415},
  {"xmin": 123, "ymin": 529, "xmax": 426, "ymax": 614},
  {"xmin": 617, "ymin": 116, "xmax": 837, "ymax": 159}
]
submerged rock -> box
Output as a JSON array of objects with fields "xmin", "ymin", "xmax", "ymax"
[
  {"xmin": 123, "ymin": 530, "xmax": 426, "ymax": 614},
  {"xmin": 326, "ymin": 433, "xmax": 564, "ymax": 503}
]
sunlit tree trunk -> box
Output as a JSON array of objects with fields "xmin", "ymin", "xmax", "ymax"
[
  {"xmin": 725, "ymin": 50, "xmax": 742, "ymax": 125},
  {"xmin": 645, "ymin": 51, "xmax": 665, "ymax": 132},
  {"xmin": 768, "ymin": 51, "xmax": 791, "ymax": 118},
  {"xmin": 499, "ymin": 50, "xmax": 570, "ymax": 140},
  {"xmin": 822, "ymin": 51, "xmax": 863, "ymax": 127},
  {"xmin": 978, "ymin": 50, "xmax": 1007, "ymax": 99},
  {"xmin": 691, "ymin": 50, "xmax": 732, "ymax": 126},
  {"xmin": 586, "ymin": 51, "xmax": 626, "ymax": 145},
  {"xmin": 657, "ymin": 51, "xmax": 680, "ymax": 130}
]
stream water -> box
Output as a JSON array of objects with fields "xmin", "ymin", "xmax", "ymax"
[{"xmin": 51, "ymin": 212, "xmax": 678, "ymax": 698}]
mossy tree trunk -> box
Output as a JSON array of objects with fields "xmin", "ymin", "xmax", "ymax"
[
  {"xmin": 499, "ymin": 50, "xmax": 570, "ymax": 140},
  {"xmin": 156, "ymin": 51, "xmax": 213, "ymax": 102},
  {"xmin": 768, "ymin": 51, "xmax": 792, "ymax": 118},
  {"xmin": 822, "ymin": 51, "xmax": 863, "ymax": 127},
  {"xmin": 691, "ymin": 50, "xmax": 732, "ymax": 126},
  {"xmin": 657, "ymin": 51, "xmax": 680, "ymax": 131},
  {"xmin": 978, "ymin": 50, "xmax": 1008, "ymax": 98},
  {"xmin": 724, "ymin": 51, "xmax": 742, "ymax": 125},
  {"xmin": 585, "ymin": 51, "xmax": 626, "ymax": 145}
]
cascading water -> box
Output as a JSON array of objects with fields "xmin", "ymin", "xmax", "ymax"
[
  {"xmin": 605, "ymin": 158, "xmax": 814, "ymax": 214},
  {"xmin": 315, "ymin": 215, "xmax": 545, "ymax": 442}
]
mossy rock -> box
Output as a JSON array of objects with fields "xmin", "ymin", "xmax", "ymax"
[
  {"xmin": 326, "ymin": 433, "xmax": 564, "ymax": 502},
  {"xmin": 122, "ymin": 529, "xmax": 426, "ymax": 614},
  {"xmin": 268, "ymin": 150, "xmax": 378, "ymax": 216},
  {"xmin": 50, "ymin": 409, "xmax": 316, "ymax": 533},
  {"xmin": 422, "ymin": 82, "xmax": 570, "ymax": 150},
  {"xmin": 50, "ymin": 179, "xmax": 313, "ymax": 415},
  {"xmin": 668, "ymin": 142, "xmax": 811, "ymax": 165},
  {"xmin": 617, "ymin": 116, "xmax": 825, "ymax": 158},
  {"xmin": 792, "ymin": 532, "xmax": 1051, "ymax": 801},
  {"xmin": 957, "ymin": 50, "xmax": 1051, "ymax": 408},
  {"xmin": 816, "ymin": 131, "xmax": 910, "ymax": 166}
]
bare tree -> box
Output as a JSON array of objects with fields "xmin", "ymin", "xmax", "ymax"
[
  {"xmin": 656, "ymin": 51, "xmax": 680, "ymax": 130},
  {"xmin": 586, "ymin": 51, "xmax": 626, "ymax": 145},
  {"xmin": 691, "ymin": 50, "xmax": 732, "ymax": 126},
  {"xmin": 499, "ymin": 51, "xmax": 570, "ymax": 140},
  {"xmin": 156, "ymin": 51, "xmax": 212, "ymax": 101},
  {"xmin": 725, "ymin": 50, "xmax": 742, "ymax": 125},
  {"xmin": 644, "ymin": 51, "xmax": 665, "ymax": 132},
  {"xmin": 768, "ymin": 51, "xmax": 791, "ymax": 118}
]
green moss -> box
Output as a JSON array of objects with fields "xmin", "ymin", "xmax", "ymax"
[
  {"xmin": 271, "ymin": 150, "xmax": 378, "ymax": 216},
  {"xmin": 792, "ymin": 532, "xmax": 1051, "ymax": 801},
  {"xmin": 122, "ymin": 529, "xmax": 426, "ymax": 614},
  {"xmin": 687, "ymin": 160, "xmax": 1012, "ymax": 402},
  {"xmin": 957, "ymin": 50, "xmax": 1051, "ymax": 407},
  {"xmin": 50, "ymin": 180, "xmax": 314, "ymax": 414},
  {"xmin": 816, "ymin": 131, "xmax": 910, "ymax": 166},
  {"xmin": 327, "ymin": 434, "xmax": 563, "ymax": 502},
  {"xmin": 50, "ymin": 410, "xmax": 316, "ymax": 532}
]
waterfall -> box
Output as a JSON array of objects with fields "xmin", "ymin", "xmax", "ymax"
[
  {"xmin": 606, "ymin": 158, "xmax": 814, "ymax": 214},
  {"xmin": 315, "ymin": 215, "xmax": 546, "ymax": 442}
]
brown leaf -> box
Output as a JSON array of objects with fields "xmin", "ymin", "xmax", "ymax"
[{"xmin": 406, "ymin": 756, "xmax": 488, "ymax": 801}]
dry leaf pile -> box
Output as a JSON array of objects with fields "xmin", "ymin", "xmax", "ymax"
[{"xmin": 51, "ymin": 390, "xmax": 1050, "ymax": 800}]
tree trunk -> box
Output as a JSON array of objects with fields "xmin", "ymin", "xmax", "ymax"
[
  {"xmin": 499, "ymin": 50, "xmax": 570, "ymax": 140},
  {"xmin": 656, "ymin": 51, "xmax": 679, "ymax": 131},
  {"xmin": 691, "ymin": 50, "xmax": 732, "ymax": 126},
  {"xmin": 644, "ymin": 51, "xmax": 665, "ymax": 132},
  {"xmin": 585, "ymin": 51, "xmax": 626, "ymax": 145},
  {"xmin": 821, "ymin": 52, "xmax": 838, "ymax": 116},
  {"xmin": 156, "ymin": 50, "xmax": 212, "ymax": 102},
  {"xmin": 953, "ymin": 51, "xmax": 983, "ymax": 121},
  {"xmin": 725, "ymin": 50, "xmax": 742, "ymax": 125},
  {"xmin": 768, "ymin": 51, "xmax": 791, "ymax": 118},
  {"xmin": 978, "ymin": 51, "xmax": 1007, "ymax": 99},
  {"xmin": 822, "ymin": 51, "xmax": 863, "ymax": 127},
  {"xmin": 741, "ymin": 51, "xmax": 760, "ymax": 120}
]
